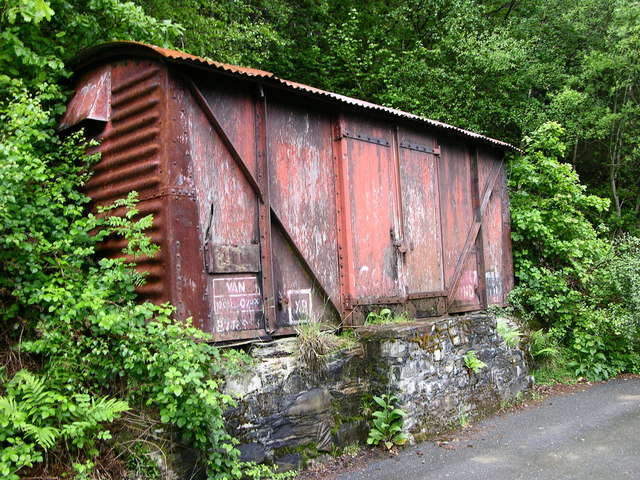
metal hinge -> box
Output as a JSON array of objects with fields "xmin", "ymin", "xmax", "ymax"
[
  {"xmin": 399, "ymin": 141, "xmax": 441, "ymax": 155},
  {"xmin": 341, "ymin": 130, "xmax": 391, "ymax": 147}
]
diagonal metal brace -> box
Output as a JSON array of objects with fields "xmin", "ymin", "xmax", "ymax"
[
  {"xmin": 446, "ymin": 159, "xmax": 504, "ymax": 310},
  {"xmin": 181, "ymin": 74, "xmax": 265, "ymax": 204}
]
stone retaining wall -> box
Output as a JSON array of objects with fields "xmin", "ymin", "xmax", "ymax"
[{"xmin": 224, "ymin": 314, "xmax": 533, "ymax": 469}]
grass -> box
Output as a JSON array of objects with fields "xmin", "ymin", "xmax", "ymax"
[
  {"xmin": 533, "ymin": 364, "xmax": 580, "ymax": 386},
  {"xmin": 295, "ymin": 321, "xmax": 340, "ymax": 373}
]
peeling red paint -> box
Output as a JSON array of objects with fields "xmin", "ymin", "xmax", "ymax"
[{"xmin": 61, "ymin": 43, "xmax": 515, "ymax": 341}]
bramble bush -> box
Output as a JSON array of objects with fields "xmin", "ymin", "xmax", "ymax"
[{"xmin": 509, "ymin": 122, "xmax": 640, "ymax": 381}]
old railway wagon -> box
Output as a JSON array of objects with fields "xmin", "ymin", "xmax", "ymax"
[{"xmin": 59, "ymin": 42, "xmax": 515, "ymax": 342}]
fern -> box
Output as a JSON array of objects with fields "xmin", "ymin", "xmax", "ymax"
[{"xmin": 0, "ymin": 370, "xmax": 129, "ymax": 477}]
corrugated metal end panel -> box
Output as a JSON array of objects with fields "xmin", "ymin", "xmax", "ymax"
[
  {"xmin": 82, "ymin": 60, "xmax": 168, "ymax": 302},
  {"xmin": 70, "ymin": 41, "xmax": 519, "ymax": 152}
]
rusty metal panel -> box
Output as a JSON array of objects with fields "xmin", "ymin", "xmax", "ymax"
[
  {"xmin": 341, "ymin": 114, "xmax": 400, "ymax": 301},
  {"xmin": 83, "ymin": 59, "xmax": 170, "ymax": 308},
  {"xmin": 438, "ymin": 141, "xmax": 482, "ymax": 312},
  {"xmin": 267, "ymin": 93, "xmax": 341, "ymax": 326},
  {"xmin": 161, "ymin": 72, "xmax": 209, "ymax": 329},
  {"xmin": 84, "ymin": 60, "xmax": 164, "ymax": 205},
  {"xmin": 58, "ymin": 64, "xmax": 111, "ymax": 131},
  {"xmin": 398, "ymin": 127, "xmax": 445, "ymax": 294}
]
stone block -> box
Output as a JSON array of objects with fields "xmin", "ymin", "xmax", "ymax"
[
  {"xmin": 276, "ymin": 453, "xmax": 303, "ymax": 471},
  {"xmin": 220, "ymin": 313, "xmax": 532, "ymax": 469},
  {"xmin": 238, "ymin": 443, "xmax": 266, "ymax": 464},
  {"xmin": 334, "ymin": 421, "xmax": 370, "ymax": 448},
  {"xmin": 286, "ymin": 388, "xmax": 331, "ymax": 417}
]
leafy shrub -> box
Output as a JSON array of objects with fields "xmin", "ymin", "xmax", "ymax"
[
  {"xmin": 509, "ymin": 123, "xmax": 640, "ymax": 382},
  {"xmin": 508, "ymin": 122, "xmax": 610, "ymax": 330},
  {"xmin": 0, "ymin": 85, "xmax": 252, "ymax": 479},
  {"xmin": 0, "ymin": 371, "xmax": 128, "ymax": 480}
]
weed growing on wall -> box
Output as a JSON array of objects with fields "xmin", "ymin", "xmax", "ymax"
[
  {"xmin": 365, "ymin": 309, "xmax": 410, "ymax": 325},
  {"xmin": 463, "ymin": 351, "xmax": 487, "ymax": 373},
  {"xmin": 366, "ymin": 394, "xmax": 407, "ymax": 450},
  {"xmin": 496, "ymin": 319, "xmax": 523, "ymax": 348},
  {"xmin": 295, "ymin": 321, "xmax": 340, "ymax": 374}
]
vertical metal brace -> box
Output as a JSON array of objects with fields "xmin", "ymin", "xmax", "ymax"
[
  {"xmin": 255, "ymin": 85, "xmax": 277, "ymax": 333},
  {"xmin": 332, "ymin": 112, "xmax": 356, "ymax": 322},
  {"xmin": 390, "ymin": 125, "xmax": 407, "ymax": 295},
  {"xmin": 471, "ymin": 147, "xmax": 488, "ymax": 310}
]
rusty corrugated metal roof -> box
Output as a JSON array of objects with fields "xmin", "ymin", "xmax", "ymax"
[{"xmin": 70, "ymin": 41, "xmax": 517, "ymax": 151}]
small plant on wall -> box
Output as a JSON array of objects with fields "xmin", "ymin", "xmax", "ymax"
[
  {"xmin": 365, "ymin": 308, "xmax": 394, "ymax": 324},
  {"xmin": 366, "ymin": 394, "xmax": 408, "ymax": 450},
  {"xmin": 496, "ymin": 319, "xmax": 523, "ymax": 348},
  {"xmin": 463, "ymin": 350, "xmax": 487, "ymax": 373},
  {"xmin": 295, "ymin": 321, "xmax": 339, "ymax": 374}
]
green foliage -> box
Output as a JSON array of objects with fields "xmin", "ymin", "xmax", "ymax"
[
  {"xmin": 530, "ymin": 329, "xmax": 562, "ymax": 364},
  {"xmin": 242, "ymin": 461, "xmax": 297, "ymax": 480},
  {"xmin": 365, "ymin": 309, "xmax": 409, "ymax": 325},
  {"xmin": 365, "ymin": 308, "xmax": 393, "ymax": 325},
  {"xmin": 0, "ymin": 7, "xmax": 250, "ymax": 477},
  {"xmin": 463, "ymin": 351, "xmax": 487, "ymax": 373},
  {"xmin": 366, "ymin": 394, "xmax": 407, "ymax": 450},
  {"xmin": 0, "ymin": 0, "xmax": 181, "ymax": 101},
  {"xmin": 124, "ymin": 441, "xmax": 162, "ymax": 479},
  {"xmin": 496, "ymin": 319, "xmax": 522, "ymax": 348},
  {"xmin": 510, "ymin": 123, "xmax": 640, "ymax": 382},
  {"xmin": 457, "ymin": 405, "xmax": 470, "ymax": 428},
  {"xmin": 0, "ymin": 87, "xmax": 253, "ymax": 477},
  {"xmin": 342, "ymin": 442, "xmax": 361, "ymax": 458},
  {"xmin": 0, "ymin": 370, "xmax": 128, "ymax": 479},
  {"xmin": 508, "ymin": 122, "xmax": 610, "ymax": 328},
  {"xmin": 134, "ymin": 0, "xmax": 288, "ymax": 67},
  {"xmin": 530, "ymin": 329, "xmax": 576, "ymax": 385},
  {"xmin": 1, "ymin": 99, "xmax": 243, "ymax": 474}
]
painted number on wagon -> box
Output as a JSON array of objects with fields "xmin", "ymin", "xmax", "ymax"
[{"xmin": 213, "ymin": 276, "xmax": 263, "ymax": 333}]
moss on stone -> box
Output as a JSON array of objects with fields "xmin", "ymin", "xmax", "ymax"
[
  {"xmin": 411, "ymin": 332, "xmax": 434, "ymax": 350},
  {"xmin": 274, "ymin": 442, "xmax": 319, "ymax": 465}
]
